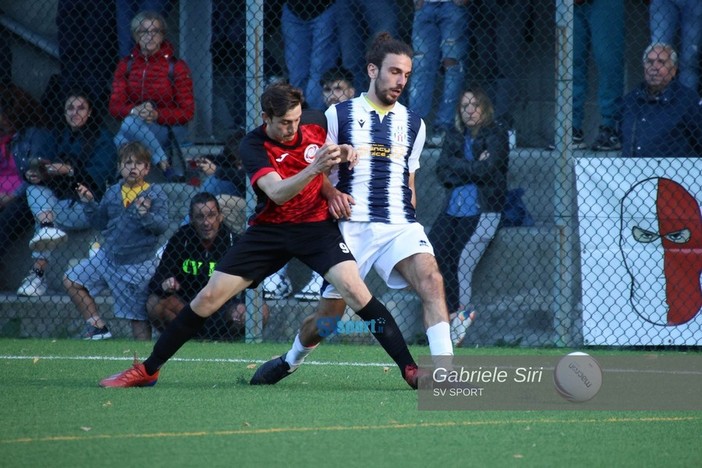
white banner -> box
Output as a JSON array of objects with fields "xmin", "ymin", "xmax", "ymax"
[{"xmin": 575, "ymin": 158, "xmax": 702, "ymax": 345}]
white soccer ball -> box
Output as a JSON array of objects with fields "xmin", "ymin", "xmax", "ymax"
[{"xmin": 553, "ymin": 352, "xmax": 602, "ymax": 403}]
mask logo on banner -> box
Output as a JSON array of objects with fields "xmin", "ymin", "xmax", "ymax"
[{"xmin": 619, "ymin": 177, "xmax": 702, "ymax": 326}]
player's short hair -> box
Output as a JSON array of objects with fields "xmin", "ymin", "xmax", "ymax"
[
  {"xmin": 190, "ymin": 192, "xmax": 221, "ymax": 216},
  {"xmin": 118, "ymin": 141, "xmax": 151, "ymax": 165},
  {"xmin": 261, "ymin": 82, "xmax": 304, "ymax": 118},
  {"xmin": 366, "ymin": 32, "xmax": 413, "ymax": 70}
]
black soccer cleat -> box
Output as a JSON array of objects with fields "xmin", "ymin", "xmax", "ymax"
[{"xmin": 250, "ymin": 354, "xmax": 297, "ymax": 385}]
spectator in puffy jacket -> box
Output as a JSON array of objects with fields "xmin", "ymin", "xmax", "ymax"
[{"xmin": 109, "ymin": 10, "xmax": 194, "ymax": 177}]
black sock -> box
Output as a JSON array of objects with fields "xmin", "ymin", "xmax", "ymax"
[
  {"xmin": 143, "ymin": 304, "xmax": 206, "ymax": 375},
  {"xmin": 356, "ymin": 296, "xmax": 416, "ymax": 377}
]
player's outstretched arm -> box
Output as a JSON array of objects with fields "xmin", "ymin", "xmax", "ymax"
[{"xmin": 257, "ymin": 144, "xmax": 342, "ymax": 205}]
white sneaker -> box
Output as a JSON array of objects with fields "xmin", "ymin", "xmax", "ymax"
[
  {"xmin": 262, "ymin": 272, "xmax": 292, "ymax": 300},
  {"xmin": 29, "ymin": 226, "xmax": 67, "ymax": 251},
  {"xmin": 450, "ymin": 309, "xmax": 476, "ymax": 347},
  {"xmin": 17, "ymin": 271, "xmax": 48, "ymax": 297},
  {"xmin": 293, "ymin": 273, "xmax": 323, "ymax": 301}
]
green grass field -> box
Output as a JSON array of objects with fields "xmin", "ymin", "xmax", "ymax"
[{"xmin": 1, "ymin": 338, "xmax": 700, "ymax": 467}]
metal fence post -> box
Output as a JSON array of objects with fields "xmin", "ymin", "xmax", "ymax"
[{"xmin": 553, "ymin": 0, "xmax": 578, "ymax": 347}]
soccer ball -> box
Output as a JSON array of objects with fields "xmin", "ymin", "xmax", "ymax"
[{"xmin": 553, "ymin": 352, "xmax": 602, "ymax": 403}]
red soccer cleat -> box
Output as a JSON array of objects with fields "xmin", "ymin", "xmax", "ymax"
[
  {"xmin": 403, "ymin": 364, "xmax": 419, "ymax": 390},
  {"xmin": 99, "ymin": 358, "xmax": 159, "ymax": 388}
]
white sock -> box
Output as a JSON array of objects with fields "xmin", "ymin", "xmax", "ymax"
[
  {"xmin": 426, "ymin": 322, "xmax": 453, "ymax": 356},
  {"xmin": 285, "ymin": 334, "xmax": 317, "ymax": 369}
]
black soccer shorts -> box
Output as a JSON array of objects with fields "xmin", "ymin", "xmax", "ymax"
[{"xmin": 215, "ymin": 220, "xmax": 355, "ymax": 288}]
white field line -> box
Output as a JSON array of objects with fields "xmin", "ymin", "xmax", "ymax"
[
  {"xmin": 1, "ymin": 355, "xmax": 701, "ymax": 376},
  {"xmin": 0, "ymin": 354, "xmax": 393, "ymax": 367}
]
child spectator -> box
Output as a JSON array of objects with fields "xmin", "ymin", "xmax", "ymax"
[
  {"xmin": 63, "ymin": 141, "xmax": 169, "ymax": 340},
  {"xmin": 320, "ymin": 66, "xmax": 356, "ymax": 109}
]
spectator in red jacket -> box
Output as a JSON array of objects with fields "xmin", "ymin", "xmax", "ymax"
[{"xmin": 109, "ymin": 10, "xmax": 194, "ymax": 178}]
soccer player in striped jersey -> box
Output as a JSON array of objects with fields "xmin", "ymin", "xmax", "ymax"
[{"xmin": 255, "ymin": 33, "xmax": 460, "ymax": 387}]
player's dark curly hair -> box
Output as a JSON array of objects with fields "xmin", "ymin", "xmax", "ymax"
[
  {"xmin": 365, "ymin": 32, "xmax": 413, "ymax": 70},
  {"xmin": 261, "ymin": 82, "xmax": 304, "ymax": 118}
]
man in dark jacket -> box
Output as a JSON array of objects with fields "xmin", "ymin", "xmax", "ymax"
[
  {"xmin": 621, "ymin": 43, "xmax": 702, "ymax": 158},
  {"xmin": 147, "ymin": 192, "xmax": 268, "ymax": 340}
]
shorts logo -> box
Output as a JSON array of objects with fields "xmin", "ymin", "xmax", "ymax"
[
  {"xmin": 339, "ymin": 242, "xmax": 350, "ymax": 254},
  {"xmin": 419, "ymin": 239, "xmax": 429, "ymax": 247},
  {"xmin": 304, "ymin": 144, "xmax": 319, "ymax": 163}
]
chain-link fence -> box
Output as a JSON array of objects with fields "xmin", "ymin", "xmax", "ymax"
[{"xmin": 1, "ymin": 0, "xmax": 701, "ymax": 347}]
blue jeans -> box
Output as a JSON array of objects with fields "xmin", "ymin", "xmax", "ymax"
[
  {"xmin": 26, "ymin": 185, "xmax": 91, "ymax": 260},
  {"xmin": 336, "ymin": 0, "xmax": 398, "ymax": 92},
  {"xmin": 472, "ymin": 0, "xmax": 533, "ymax": 126},
  {"xmin": 114, "ymin": 116, "xmax": 185, "ymax": 166},
  {"xmin": 26, "ymin": 185, "xmax": 88, "ymax": 229},
  {"xmin": 573, "ymin": 0, "xmax": 624, "ymax": 131},
  {"xmin": 409, "ymin": 2, "xmax": 469, "ymax": 130},
  {"xmin": 281, "ymin": 3, "xmax": 339, "ymax": 111},
  {"xmin": 200, "ymin": 175, "xmax": 238, "ymax": 197},
  {"xmin": 650, "ymin": 0, "xmax": 702, "ymax": 92}
]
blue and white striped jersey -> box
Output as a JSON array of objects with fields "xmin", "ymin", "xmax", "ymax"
[{"xmin": 325, "ymin": 95, "xmax": 426, "ymax": 224}]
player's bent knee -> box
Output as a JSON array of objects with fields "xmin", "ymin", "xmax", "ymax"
[
  {"xmin": 191, "ymin": 287, "xmax": 225, "ymax": 317},
  {"xmin": 417, "ymin": 269, "xmax": 445, "ymax": 298}
]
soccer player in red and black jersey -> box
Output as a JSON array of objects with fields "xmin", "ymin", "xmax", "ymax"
[{"xmin": 99, "ymin": 83, "xmax": 419, "ymax": 389}]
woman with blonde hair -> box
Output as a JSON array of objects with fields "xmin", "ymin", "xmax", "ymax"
[{"xmin": 429, "ymin": 86, "xmax": 509, "ymax": 346}]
